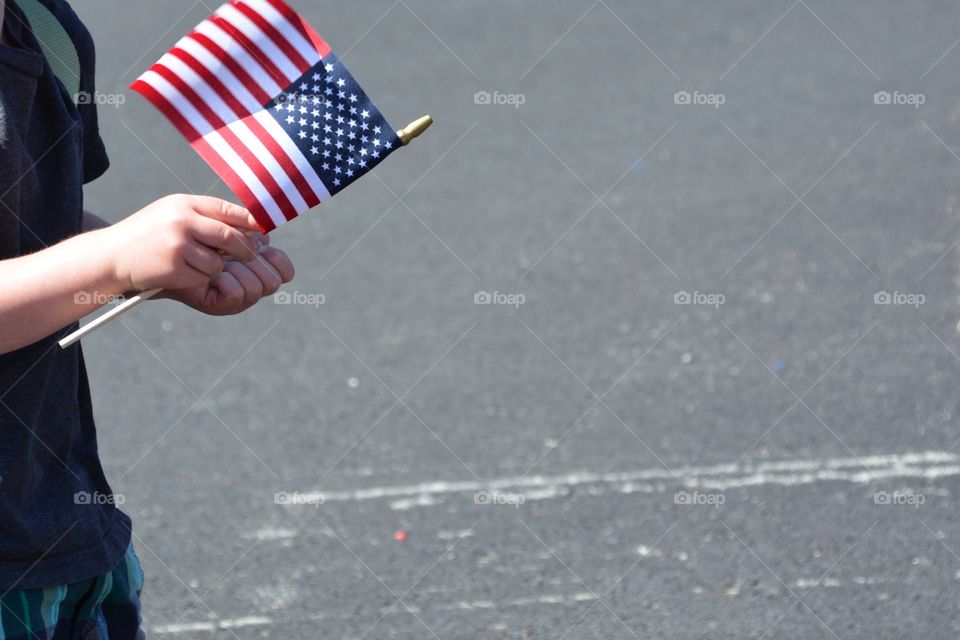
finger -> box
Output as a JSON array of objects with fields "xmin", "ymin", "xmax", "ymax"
[
  {"xmin": 182, "ymin": 242, "xmax": 225, "ymax": 277},
  {"xmin": 175, "ymin": 263, "xmax": 215, "ymax": 291},
  {"xmin": 257, "ymin": 245, "xmax": 294, "ymax": 283},
  {"xmin": 244, "ymin": 250, "xmax": 284, "ymax": 296},
  {"xmin": 189, "ymin": 216, "xmax": 259, "ymax": 262},
  {"xmin": 188, "ymin": 196, "xmax": 260, "ymax": 231},
  {"xmin": 210, "ymin": 270, "xmax": 246, "ymax": 312},
  {"xmin": 224, "ymin": 260, "xmax": 264, "ymax": 306}
]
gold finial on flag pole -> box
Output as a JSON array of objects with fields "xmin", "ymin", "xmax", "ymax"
[{"xmin": 396, "ymin": 115, "xmax": 433, "ymax": 145}]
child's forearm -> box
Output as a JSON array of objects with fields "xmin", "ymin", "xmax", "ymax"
[
  {"xmin": 0, "ymin": 227, "xmax": 128, "ymax": 354},
  {"xmin": 0, "ymin": 195, "xmax": 262, "ymax": 354}
]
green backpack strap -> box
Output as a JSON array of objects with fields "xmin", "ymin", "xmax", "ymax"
[{"xmin": 14, "ymin": 0, "xmax": 81, "ymax": 103}]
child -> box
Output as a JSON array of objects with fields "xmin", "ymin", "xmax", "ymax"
[{"xmin": 0, "ymin": 0, "xmax": 294, "ymax": 637}]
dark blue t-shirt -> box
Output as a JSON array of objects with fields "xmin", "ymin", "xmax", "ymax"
[{"xmin": 0, "ymin": 0, "xmax": 131, "ymax": 589}]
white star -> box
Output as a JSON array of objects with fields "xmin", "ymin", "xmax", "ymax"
[
  {"xmin": 310, "ymin": 146, "xmax": 319, "ymax": 154},
  {"xmin": 336, "ymin": 78, "xmax": 345, "ymax": 87},
  {"xmin": 325, "ymin": 63, "xmax": 334, "ymax": 73},
  {"xmin": 286, "ymin": 115, "xmax": 295, "ymax": 124},
  {"xmin": 349, "ymin": 93, "xmax": 358, "ymax": 103},
  {"xmin": 298, "ymin": 130, "xmax": 307, "ymax": 139},
  {"xmin": 361, "ymin": 110, "xmax": 370, "ymax": 119},
  {"xmin": 373, "ymin": 126, "xmax": 381, "ymax": 134}
]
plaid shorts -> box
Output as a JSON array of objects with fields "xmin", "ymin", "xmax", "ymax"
[{"xmin": 0, "ymin": 544, "xmax": 144, "ymax": 640}]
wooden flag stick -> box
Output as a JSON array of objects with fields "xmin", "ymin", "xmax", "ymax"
[{"xmin": 58, "ymin": 115, "xmax": 434, "ymax": 350}]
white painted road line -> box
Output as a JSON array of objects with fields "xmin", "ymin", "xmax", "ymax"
[
  {"xmin": 150, "ymin": 591, "xmax": 600, "ymax": 635},
  {"xmin": 275, "ymin": 451, "xmax": 960, "ymax": 511}
]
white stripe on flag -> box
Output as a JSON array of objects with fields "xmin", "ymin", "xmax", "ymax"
[
  {"xmin": 177, "ymin": 37, "xmax": 263, "ymax": 114},
  {"xmin": 226, "ymin": 118, "xmax": 309, "ymax": 213},
  {"xmin": 253, "ymin": 110, "xmax": 332, "ymax": 203},
  {"xmin": 240, "ymin": 0, "xmax": 321, "ymax": 68},
  {"xmin": 215, "ymin": 4, "xmax": 301, "ymax": 83},
  {"xmin": 204, "ymin": 130, "xmax": 288, "ymax": 228},
  {"xmin": 194, "ymin": 20, "xmax": 283, "ymax": 98}
]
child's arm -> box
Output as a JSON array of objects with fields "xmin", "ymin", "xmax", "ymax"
[{"xmin": 0, "ymin": 194, "xmax": 265, "ymax": 355}]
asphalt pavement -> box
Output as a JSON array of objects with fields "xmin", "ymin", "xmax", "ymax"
[{"xmin": 74, "ymin": 1, "xmax": 960, "ymax": 637}]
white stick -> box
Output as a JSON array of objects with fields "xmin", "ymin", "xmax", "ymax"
[{"xmin": 58, "ymin": 288, "xmax": 161, "ymax": 349}]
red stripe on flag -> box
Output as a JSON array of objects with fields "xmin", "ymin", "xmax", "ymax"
[
  {"xmin": 242, "ymin": 113, "xmax": 321, "ymax": 209},
  {"xmin": 188, "ymin": 32, "xmax": 272, "ymax": 106},
  {"xmin": 209, "ymin": 15, "xmax": 290, "ymax": 88},
  {"xmin": 168, "ymin": 47, "xmax": 251, "ymax": 119},
  {"xmin": 262, "ymin": 0, "xmax": 330, "ymax": 57},
  {"xmin": 231, "ymin": 1, "xmax": 310, "ymax": 72},
  {"xmin": 150, "ymin": 64, "xmax": 298, "ymax": 221},
  {"xmin": 130, "ymin": 79, "xmax": 202, "ymax": 142}
]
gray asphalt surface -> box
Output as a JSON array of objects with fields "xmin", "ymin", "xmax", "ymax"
[{"xmin": 74, "ymin": 1, "xmax": 960, "ymax": 637}]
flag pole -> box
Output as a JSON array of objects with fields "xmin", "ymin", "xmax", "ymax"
[{"xmin": 58, "ymin": 115, "xmax": 434, "ymax": 350}]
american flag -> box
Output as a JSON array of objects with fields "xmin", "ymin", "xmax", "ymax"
[{"xmin": 131, "ymin": 0, "xmax": 400, "ymax": 232}]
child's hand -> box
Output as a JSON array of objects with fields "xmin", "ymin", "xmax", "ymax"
[
  {"xmin": 160, "ymin": 232, "xmax": 295, "ymax": 315},
  {"xmin": 109, "ymin": 194, "xmax": 261, "ymax": 292}
]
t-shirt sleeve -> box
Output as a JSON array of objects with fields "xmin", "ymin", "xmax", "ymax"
[
  {"xmin": 0, "ymin": 80, "xmax": 24, "ymax": 260},
  {"xmin": 42, "ymin": 0, "xmax": 109, "ymax": 184},
  {"xmin": 68, "ymin": 6, "xmax": 109, "ymax": 184}
]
